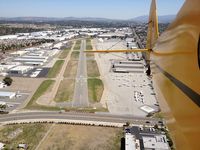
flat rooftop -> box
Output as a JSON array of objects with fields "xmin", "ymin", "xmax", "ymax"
[
  {"xmin": 140, "ymin": 105, "xmax": 156, "ymax": 113},
  {"xmin": 125, "ymin": 126, "xmax": 170, "ymax": 150},
  {"xmin": 0, "ymin": 91, "xmax": 16, "ymax": 97},
  {"xmin": 10, "ymin": 66, "xmax": 33, "ymax": 71},
  {"xmin": 14, "ymin": 58, "xmax": 47, "ymax": 62},
  {"xmin": 143, "ymin": 136, "xmax": 169, "ymax": 150},
  {"xmin": 125, "ymin": 133, "xmax": 137, "ymax": 150}
]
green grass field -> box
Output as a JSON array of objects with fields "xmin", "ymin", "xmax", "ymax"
[
  {"xmin": 87, "ymin": 60, "xmax": 100, "ymax": 77},
  {"xmin": 47, "ymin": 60, "xmax": 64, "ymax": 78},
  {"xmin": 86, "ymin": 53, "xmax": 95, "ymax": 59},
  {"xmin": 71, "ymin": 51, "xmax": 80, "ymax": 60},
  {"xmin": 26, "ymin": 80, "xmax": 59, "ymax": 111},
  {"xmin": 54, "ymin": 79, "xmax": 75, "ymax": 102},
  {"xmin": 64, "ymin": 60, "xmax": 78, "ymax": 78},
  {"xmin": 88, "ymin": 78, "xmax": 104, "ymax": 103},
  {"xmin": 86, "ymin": 39, "xmax": 93, "ymax": 50},
  {"xmin": 74, "ymin": 40, "xmax": 81, "ymax": 50},
  {"xmin": 59, "ymin": 50, "xmax": 70, "ymax": 59}
]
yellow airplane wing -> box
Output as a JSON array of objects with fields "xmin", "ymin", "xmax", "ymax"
[
  {"xmin": 150, "ymin": 0, "xmax": 200, "ymax": 149},
  {"xmin": 146, "ymin": 0, "xmax": 159, "ymax": 50},
  {"xmin": 145, "ymin": 0, "xmax": 159, "ymax": 65}
]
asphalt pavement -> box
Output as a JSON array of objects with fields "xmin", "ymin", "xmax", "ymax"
[
  {"xmin": 0, "ymin": 111, "xmax": 162, "ymax": 125},
  {"xmin": 73, "ymin": 40, "xmax": 89, "ymax": 107}
]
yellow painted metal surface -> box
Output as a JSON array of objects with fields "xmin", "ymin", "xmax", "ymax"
[
  {"xmin": 152, "ymin": 0, "xmax": 200, "ymax": 149},
  {"xmin": 146, "ymin": 0, "xmax": 159, "ymax": 50}
]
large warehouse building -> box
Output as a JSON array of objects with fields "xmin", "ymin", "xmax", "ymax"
[
  {"xmin": 0, "ymin": 91, "xmax": 16, "ymax": 99},
  {"xmin": 8, "ymin": 66, "xmax": 33, "ymax": 74}
]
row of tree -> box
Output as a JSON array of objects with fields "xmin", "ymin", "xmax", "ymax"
[
  {"xmin": 0, "ymin": 39, "xmax": 54, "ymax": 52},
  {"xmin": 0, "ymin": 26, "xmax": 42, "ymax": 36}
]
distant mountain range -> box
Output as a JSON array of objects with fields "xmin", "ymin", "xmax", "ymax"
[
  {"xmin": 0, "ymin": 17, "xmax": 116, "ymax": 22},
  {"xmin": 131, "ymin": 15, "xmax": 176, "ymax": 23},
  {"xmin": 0, "ymin": 15, "xmax": 176, "ymax": 23}
]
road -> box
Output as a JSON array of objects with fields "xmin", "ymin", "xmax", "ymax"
[
  {"xmin": 0, "ymin": 112, "xmax": 161, "ymax": 125},
  {"xmin": 132, "ymin": 28, "xmax": 144, "ymax": 49},
  {"xmin": 73, "ymin": 40, "xmax": 89, "ymax": 107}
]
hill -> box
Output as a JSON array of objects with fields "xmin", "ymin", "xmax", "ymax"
[{"xmin": 131, "ymin": 15, "xmax": 176, "ymax": 23}]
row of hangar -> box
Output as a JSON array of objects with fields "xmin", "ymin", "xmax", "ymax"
[{"xmin": 0, "ymin": 48, "xmax": 59, "ymax": 75}]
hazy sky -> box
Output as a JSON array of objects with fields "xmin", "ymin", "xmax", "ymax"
[{"xmin": 0, "ymin": 0, "xmax": 185, "ymax": 19}]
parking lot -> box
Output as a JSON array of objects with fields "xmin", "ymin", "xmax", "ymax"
[
  {"xmin": 8, "ymin": 67, "xmax": 50, "ymax": 78},
  {"xmin": 0, "ymin": 92, "xmax": 29, "ymax": 112},
  {"xmin": 0, "ymin": 76, "xmax": 44, "ymax": 112},
  {"xmin": 95, "ymin": 38, "xmax": 159, "ymax": 117}
]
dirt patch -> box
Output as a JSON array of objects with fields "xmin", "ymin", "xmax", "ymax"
[
  {"xmin": 86, "ymin": 53, "xmax": 95, "ymax": 59},
  {"xmin": 74, "ymin": 40, "xmax": 81, "ymax": 50},
  {"xmin": 1, "ymin": 77, "xmax": 43, "ymax": 93},
  {"xmin": 64, "ymin": 60, "xmax": 78, "ymax": 78},
  {"xmin": 71, "ymin": 51, "xmax": 80, "ymax": 60},
  {"xmin": 7, "ymin": 128, "xmax": 23, "ymax": 139},
  {"xmin": 87, "ymin": 60, "xmax": 100, "ymax": 77},
  {"xmin": 54, "ymin": 79, "xmax": 75, "ymax": 102},
  {"xmin": 0, "ymin": 124, "xmax": 51, "ymax": 150},
  {"xmin": 86, "ymin": 39, "xmax": 93, "ymax": 50},
  {"xmin": 58, "ymin": 50, "xmax": 70, "ymax": 59},
  {"xmin": 38, "ymin": 125, "xmax": 122, "ymax": 150},
  {"xmin": 36, "ymin": 80, "xmax": 56, "ymax": 107}
]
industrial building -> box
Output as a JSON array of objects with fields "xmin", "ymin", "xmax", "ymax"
[
  {"xmin": 0, "ymin": 82, "xmax": 6, "ymax": 89},
  {"xmin": 98, "ymin": 33, "xmax": 126, "ymax": 39},
  {"xmin": 13, "ymin": 58, "xmax": 47, "ymax": 63},
  {"xmin": 53, "ymin": 42, "xmax": 63, "ymax": 49},
  {"xmin": 0, "ymin": 142, "xmax": 5, "ymax": 149},
  {"xmin": 23, "ymin": 62, "xmax": 44, "ymax": 66},
  {"xmin": 127, "ymin": 53, "xmax": 141, "ymax": 61},
  {"xmin": 113, "ymin": 64, "xmax": 144, "ymax": 69},
  {"xmin": 0, "ymin": 65, "xmax": 15, "ymax": 72},
  {"xmin": 125, "ymin": 126, "xmax": 170, "ymax": 150},
  {"xmin": 140, "ymin": 105, "xmax": 156, "ymax": 114},
  {"xmin": 126, "ymin": 39, "xmax": 138, "ymax": 49},
  {"xmin": 0, "ymin": 91, "xmax": 16, "ymax": 99},
  {"xmin": 0, "ymin": 45, "xmax": 60, "ymax": 78},
  {"xmin": 8, "ymin": 66, "xmax": 33, "ymax": 74},
  {"xmin": 112, "ymin": 60, "xmax": 144, "ymax": 73},
  {"xmin": 20, "ymin": 56, "xmax": 48, "ymax": 60},
  {"xmin": 10, "ymin": 48, "xmax": 58, "ymax": 67},
  {"xmin": 10, "ymin": 51, "xmax": 28, "ymax": 56},
  {"xmin": 113, "ymin": 68, "xmax": 144, "ymax": 73}
]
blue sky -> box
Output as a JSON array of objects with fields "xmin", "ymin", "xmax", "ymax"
[{"xmin": 0, "ymin": 0, "xmax": 185, "ymax": 19}]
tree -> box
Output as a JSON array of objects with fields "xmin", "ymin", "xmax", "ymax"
[
  {"xmin": 146, "ymin": 66, "xmax": 151, "ymax": 76},
  {"xmin": 0, "ymin": 104, "xmax": 6, "ymax": 111},
  {"xmin": 125, "ymin": 122, "xmax": 130, "ymax": 127},
  {"xmin": 3, "ymin": 76, "xmax": 13, "ymax": 86},
  {"xmin": 154, "ymin": 124, "xmax": 159, "ymax": 129}
]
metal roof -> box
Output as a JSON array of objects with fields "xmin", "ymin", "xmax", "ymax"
[{"xmin": 0, "ymin": 91, "xmax": 16, "ymax": 97}]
